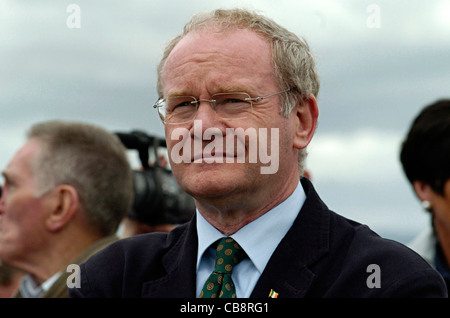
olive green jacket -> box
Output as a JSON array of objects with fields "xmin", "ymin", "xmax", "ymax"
[{"xmin": 15, "ymin": 235, "xmax": 118, "ymax": 298}]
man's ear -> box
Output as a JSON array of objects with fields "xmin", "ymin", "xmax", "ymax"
[
  {"xmin": 292, "ymin": 93, "xmax": 319, "ymax": 150},
  {"xmin": 413, "ymin": 180, "xmax": 432, "ymax": 202},
  {"xmin": 45, "ymin": 185, "xmax": 79, "ymax": 232}
]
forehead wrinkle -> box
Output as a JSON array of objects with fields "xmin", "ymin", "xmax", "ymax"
[
  {"xmin": 163, "ymin": 28, "xmax": 277, "ymax": 98},
  {"xmin": 167, "ymin": 84, "xmax": 259, "ymax": 99}
]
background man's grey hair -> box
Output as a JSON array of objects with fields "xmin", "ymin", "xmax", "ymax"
[{"xmin": 28, "ymin": 120, "xmax": 133, "ymax": 236}]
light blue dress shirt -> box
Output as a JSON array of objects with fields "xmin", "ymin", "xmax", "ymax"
[{"xmin": 196, "ymin": 181, "xmax": 306, "ymax": 298}]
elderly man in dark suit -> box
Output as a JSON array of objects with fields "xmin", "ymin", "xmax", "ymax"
[{"xmin": 69, "ymin": 8, "xmax": 447, "ymax": 298}]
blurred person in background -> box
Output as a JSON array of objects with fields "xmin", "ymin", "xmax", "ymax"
[
  {"xmin": 120, "ymin": 218, "xmax": 176, "ymax": 237},
  {"xmin": 120, "ymin": 206, "xmax": 193, "ymax": 237},
  {"xmin": 400, "ymin": 99, "xmax": 450, "ymax": 293},
  {"xmin": 0, "ymin": 262, "xmax": 24, "ymax": 298},
  {"xmin": 0, "ymin": 179, "xmax": 25, "ymax": 298},
  {"xmin": 0, "ymin": 120, "xmax": 133, "ymax": 297}
]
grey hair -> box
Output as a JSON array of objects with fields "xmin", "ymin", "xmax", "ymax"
[
  {"xmin": 27, "ymin": 120, "xmax": 133, "ymax": 236},
  {"xmin": 156, "ymin": 8, "xmax": 320, "ymax": 175}
]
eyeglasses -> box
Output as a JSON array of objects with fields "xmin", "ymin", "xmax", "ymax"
[{"xmin": 153, "ymin": 87, "xmax": 295, "ymax": 124}]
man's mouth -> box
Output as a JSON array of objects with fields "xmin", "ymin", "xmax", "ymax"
[{"xmin": 193, "ymin": 151, "xmax": 237, "ymax": 163}]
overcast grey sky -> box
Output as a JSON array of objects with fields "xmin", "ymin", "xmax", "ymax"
[{"xmin": 1, "ymin": 0, "xmax": 449, "ymax": 243}]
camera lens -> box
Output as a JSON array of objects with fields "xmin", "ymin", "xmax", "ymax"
[{"xmin": 131, "ymin": 170, "xmax": 158, "ymax": 217}]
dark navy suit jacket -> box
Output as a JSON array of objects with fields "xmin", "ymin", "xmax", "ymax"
[{"xmin": 69, "ymin": 178, "xmax": 447, "ymax": 298}]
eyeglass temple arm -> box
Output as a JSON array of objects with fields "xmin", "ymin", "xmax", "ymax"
[
  {"xmin": 249, "ymin": 87, "xmax": 296, "ymax": 102},
  {"xmin": 153, "ymin": 99, "xmax": 164, "ymax": 109}
]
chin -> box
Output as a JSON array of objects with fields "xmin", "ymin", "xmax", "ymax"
[{"xmin": 177, "ymin": 164, "xmax": 245, "ymax": 199}]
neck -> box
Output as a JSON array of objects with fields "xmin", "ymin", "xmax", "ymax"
[
  {"xmin": 29, "ymin": 231, "xmax": 102, "ymax": 284},
  {"xmin": 196, "ymin": 177, "xmax": 299, "ymax": 236},
  {"xmin": 434, "ymin": 217, "xmax": 450, "ymax": 268}
]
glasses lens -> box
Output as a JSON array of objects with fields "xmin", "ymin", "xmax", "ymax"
[
  {"xmin": 154, "ymin": 99, "xmax": 166, "ymax": 122},
  {"xmin": 213, "ymin": 93, "xmax": 252, "ymax": 119},
  {"xmin": 164, "ymin": 96, "xmax": 197, "ymax": 123},
  {"xmin": 157, "ymin": 93, "xmax": 253, "ymax": 124}
]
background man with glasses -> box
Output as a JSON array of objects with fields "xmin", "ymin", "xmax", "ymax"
[{"xmin": 70, "ymin": 8, "xmax": 447, "ymax": 298}]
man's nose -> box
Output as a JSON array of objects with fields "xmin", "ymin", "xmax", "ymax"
[
  {"xmin": 0, "ymin": 188, "xmax": 5, "ymax": 214},
  {"xmin": 193, "ymin": 101, "xmax": 218, "ymax": 128},
  {"xmin": 194, "ymin": 101, "xmax": 217, "ymax": 120},
  {"xmin": 190, "ymin": 101, "xmax": 226, "ymax": 139}
]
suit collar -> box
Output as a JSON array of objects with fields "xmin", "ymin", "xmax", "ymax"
[{"xmin": 251, "ymin": 177, "xmax": 330, "ymax": 298}]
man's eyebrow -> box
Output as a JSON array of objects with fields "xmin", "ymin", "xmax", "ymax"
[
  {"xmin": 219, "ymin": 85, "xmax": 252, "ymax": 93},
  {"xmin": 166, "ymin": 90, "xmax": 188, "ymax": 97},
  {"xmin": 167, "ymin": 85, "xmax": 257, "ymax": 97}
]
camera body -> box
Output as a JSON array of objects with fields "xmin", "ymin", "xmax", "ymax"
[{"xmin": 116, "ymin": 131, "xmax": 196, "ymax": 225}]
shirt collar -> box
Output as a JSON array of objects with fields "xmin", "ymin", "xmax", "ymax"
[
  {"xmin": 19, "ymin": 272, "xmax": 62, "ymax": 298},
  {"xmin": 196, "ymin": 181, "xmax": 305, "ymax": 273},
  {"xmin": 196, "ymin": 209, "xmax": 224, "ymax": 269}
]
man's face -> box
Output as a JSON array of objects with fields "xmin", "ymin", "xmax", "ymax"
[
  {"xmin": 0, "ymin": 139, "xmax": 49, "ymax": 268},
  {"xmin": 161, "ymin": 28, "xmax": 302, "ymax": 210}
]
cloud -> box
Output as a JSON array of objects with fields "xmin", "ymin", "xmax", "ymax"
[
  {"xmin": 307, "ymin": 129, "xmax": 403, "ymax": 183},
  {"xmin": 306, "ymin": 129, "xmax": 429, "ymax": 242}
]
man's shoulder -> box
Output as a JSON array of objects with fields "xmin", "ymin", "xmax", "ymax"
[
  {"xmin": 326, "ymin": 210, "xmax": 430, "ymax": 268},
  {"xmin": 322, "ymin": 211, "xmax": 447, "ymax": 297},
  {"xmin": 94, "ymin": 222, "xmax": 189, "ymax": 264},
  {"xmin": 69, "ymin": 222, "xmax": 191, "ymax": 298},
  {"xmin": 286, "ymin": 179, "xmax": 447, "ymax": 297}
]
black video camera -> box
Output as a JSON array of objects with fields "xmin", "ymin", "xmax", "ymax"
[{"xmin": 115, "ymin": 130, "xmax": 196, "ymax": 225}]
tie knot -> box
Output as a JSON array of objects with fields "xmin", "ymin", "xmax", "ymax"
[{"xmin": 214, "ymin": 237, "xmax": 245, "ymax": 274}]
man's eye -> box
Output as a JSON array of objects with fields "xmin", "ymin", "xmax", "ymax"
[
  {"xmin": 168, "ymin": 99, "xmax": 195, "ymax": 112},
  {"xmin": 3, "ymin": 180, "xmax": 14, "ymax": 192},
  {"xmin": 224, "ymin": 98, "xmax": 246, "ymax": 103},
  {"xmin": 176, "ymin": 101, "xmax": 194, "ymax": 107}
]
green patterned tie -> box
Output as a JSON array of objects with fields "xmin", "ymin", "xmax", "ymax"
[{"xmin": 199, "ymin": 237, "xmax": 246, "ymax": 298}]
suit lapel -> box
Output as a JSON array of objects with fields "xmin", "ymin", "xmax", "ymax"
[
  {"xmin": 141, "ymin": 217, "xmax": 198, "ymax": 298},
  {"xmin": 251, "ymin": 178, "xmax": 330, "ymax": 298},
  {"xmin": 249, "ymin": 240, "xmax": 316, "ymax": 298}
]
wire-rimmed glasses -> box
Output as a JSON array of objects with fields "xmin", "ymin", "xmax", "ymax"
[{"xmin": 153, "ymin": 87, "xmax": 295, "ymax": 124}]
